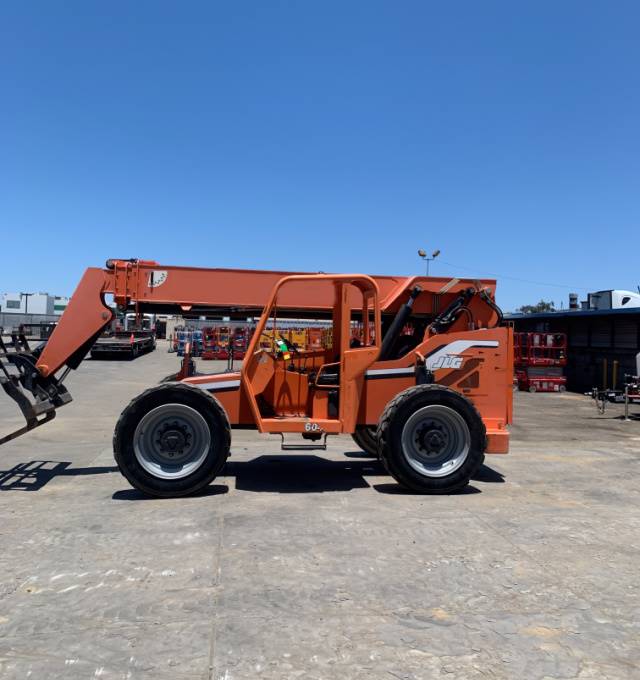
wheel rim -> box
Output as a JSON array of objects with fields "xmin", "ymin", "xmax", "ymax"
[
  {"xmin": 400, "ymin": 405, "xmax": 470, "ymax": 478},
  {"xmin": 133, "ymin": 404, "xmax": 211, "ymax": 480}
]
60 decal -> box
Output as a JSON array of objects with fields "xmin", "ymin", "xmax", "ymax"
[{"xmin": 304, "ymin": 422, "xmax": 321, "ymax": 432}]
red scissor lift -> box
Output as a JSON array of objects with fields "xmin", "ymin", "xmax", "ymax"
[
  {"xmin": 515, "ymin": 332, "xmax": 567, "ymax": 393},
  {"xmin": 231, "ymin": 326, "xmax": 250, "ymax": 360},
  {"xmin": 201, "ymin": 327, "xmax": 219, "ymax": 360},
  {"xmin": 216, "ymin": 326, "xmax": 230, "ymax": 360},
  {"xmin": 201, "ymin": 325, "xmax": 253, "ymax": 360}
]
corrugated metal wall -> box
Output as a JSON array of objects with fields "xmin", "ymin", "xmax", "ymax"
[
  {"xmin": 512, "ymin": 312, "xmax": 639, "ymax": 392},
  {"xmin": 614, "ymin": 320, "xmax": 638, "ymax": 349}
]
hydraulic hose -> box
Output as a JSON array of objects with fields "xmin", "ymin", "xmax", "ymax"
[
  {"xmin": 480, "ymin": 289, "xmax": 504, "ymax": 326},
  {"xmin": 378, "ymin": 286, "xmax": 422, "ymax": 361}
]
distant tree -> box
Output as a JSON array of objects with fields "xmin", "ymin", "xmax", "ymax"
[{"xmin": 517, "ymin": 300, "xmax": 555, "ymax": 314}]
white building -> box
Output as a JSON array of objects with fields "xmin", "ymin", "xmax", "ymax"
[
  {"xmin": 1, "ymin": 293, "xmax": 56, "ymax": 315},
  {"xmin": 0, "ymin": 293, "xmax": 72, "ymax": 316},
  {"xmin": 54, "ymin": 296, "xmax": 70, "ymax": 315}
]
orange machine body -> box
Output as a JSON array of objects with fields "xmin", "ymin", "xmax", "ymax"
[{"xmin": 34, "ymin": 260, "xmax": 512, "ymax": 455}]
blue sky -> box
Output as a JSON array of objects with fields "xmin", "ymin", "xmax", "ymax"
[{"xmin": 1, "ymin": 1, "xmax": 638, "ymax": 311}]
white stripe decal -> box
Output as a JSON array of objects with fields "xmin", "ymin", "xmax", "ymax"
[
  {"xmin": 196, "ymin": 380, "xmax": 241, "ymax": 391},
  {"xmin": 365, "ymin": 368, "xmax": 415, "ymax": 377},
  {"xmin": 365, "ymin": 340, "xmax": 500, "ymax": 377}
]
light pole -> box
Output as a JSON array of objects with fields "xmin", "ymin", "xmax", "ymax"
[
  {"xmin": 418, "ymin": 249, "xmax": 440, "ymax": 276},
  {"xmin": 20, "ymin": 292, "xmax": 34, "ymax": 314}
]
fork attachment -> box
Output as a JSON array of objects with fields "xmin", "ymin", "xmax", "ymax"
[{"xmin": 0, "ymin": 331, "xmax": 72, "ymax": 445}]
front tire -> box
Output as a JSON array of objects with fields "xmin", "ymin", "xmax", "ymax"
[
  {"xmin": 377, "ymin": 385, "xmax": 485, "ymax": 493},
  {"xmin": 113, "ymin": 383, "xmax": 231, "ymax": 497}
]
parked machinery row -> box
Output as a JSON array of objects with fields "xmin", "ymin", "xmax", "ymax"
[
  {"xmin": 170, "ymin": 329, "xmax": 204, "ymax": 357},
  {"xmin": 171, "ymin": 321, "xmax": 420, "ymax": 361},
  {"xmin": 169, "ymin": 327, "xmax": 245, "ymax": 359},
  {"xmin": 170, "ymin": 324, "xmax": 336, "ymax": 360},
  {"xmin": 514, "ymin": 332, "xmax": 567, "ymax": 393},
  {"xmin": 257, "ymin": 327, "xmax": 333, "ymax": 353},
  {"xmin": 203, "ymin": 326, "xmax": 252, "ymax": 360}
]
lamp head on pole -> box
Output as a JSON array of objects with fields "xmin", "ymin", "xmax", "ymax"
[{"xmin": 417, "ymin": 248, "xmax": 441, "ymax": 276}]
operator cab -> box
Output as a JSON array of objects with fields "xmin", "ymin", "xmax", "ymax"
[{"xmin": 241, "ymin": 275, "xmax": 381, "ymax": 440}]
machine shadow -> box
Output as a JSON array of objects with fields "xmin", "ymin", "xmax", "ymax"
[
  {"xmin": 373, "ymin": 483, "xmax": 482, "ymax": 495},
  {"xmin": 112, "ymin": 484, "xmax": 229, "ymax": 501},
  {"xmin": 0, "ymin": 458, "xmax": 505, "ymax": 496},
  {"xmin": 225, "ymin": 456, "xmax": 504, "ymax": 495},
  {"xmin": 0, "ymin": 461, "xmax": 118, "ymax": 492},
  {"xmin": 343, "ymin": 450, "xmax": 378, "ymax": 459},
  {"xmin": 369, "ymin": 462, "xmax": 503, "ymax": 495},
  {"xmin": 224, "ymin": 454, "xmax": 384, "ymax": 493},
  {"xmin": 473, "ymin": 464, "xmax": 506, "ymax": 483}
]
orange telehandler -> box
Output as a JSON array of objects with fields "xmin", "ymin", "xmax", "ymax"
[{"xmin": 0, "ymin": 259, "xmax": 513, "ymax": 497}]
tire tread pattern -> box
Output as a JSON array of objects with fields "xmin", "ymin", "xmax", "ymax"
[
  {"xmin": 376, "ymin": 384, "xmax": 486, "ymax": 493},
  {"xmin": 113, "ymin": 383, "xmax": 231, "ymax": 497},
  {"xmin": 351, "ymin": 426, "xmax": 378, "ymax": 457}
]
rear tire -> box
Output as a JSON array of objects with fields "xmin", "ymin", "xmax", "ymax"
[
  {"xmin": 351, "ymin": 426, "xmax": 378, "ymax": 457},
  {"xmin": 113, "ymin": 383, "xmax": 230, "ymax": 497},
  {"xmin": 377, "ymin": 385, "xmax": 485, "ymax": 494}
]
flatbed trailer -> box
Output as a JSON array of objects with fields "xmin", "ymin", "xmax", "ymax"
[{"xmin": 91, "ymin": 331, "xmax": 156, "ymax": 359}]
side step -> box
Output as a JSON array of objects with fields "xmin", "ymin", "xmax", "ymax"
[{"xmin": 278, "ymin": 433, "xmax": 328, "ymax": 451}]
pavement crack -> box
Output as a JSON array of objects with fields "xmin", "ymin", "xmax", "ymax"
[{"xmin": 207, "ymin": 491, "xmax": 227, "ymax": 680}]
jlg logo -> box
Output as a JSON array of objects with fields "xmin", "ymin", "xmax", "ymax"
[
  {"xmin": 426, "ymin": 340, "xmax": 499, "ymax": 372},
  {"xmin": 431, "ymin": 355, "xmax": 464, "ymax": 370}
]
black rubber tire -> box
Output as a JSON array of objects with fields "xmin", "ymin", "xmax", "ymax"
[
  {"xmin": 377, "ymin": 384, "xmax": 485, "ymax": 494},
  {"xmin": 351, "ymin": 426, "xmax": 378, "ymax": 457},
  {"xmin": 113, "ymin": 383, "xmax": 231, "ymax": 497}
]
